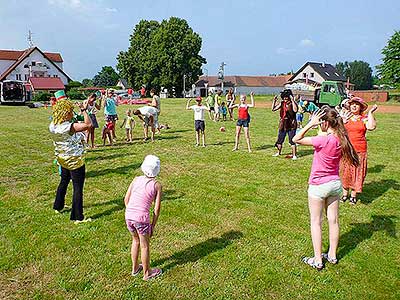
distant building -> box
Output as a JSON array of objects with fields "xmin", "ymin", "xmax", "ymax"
[
  {"xmin": 288, "ymin": 62, "xmax": 346, "ymax": 85},
  {"xmin": 116, "ymin": 78, "xmax": 129, "ymax": 89},
  {"xmin": 195, "ymin": 75, "xmax": 291, "ymax": 96},
  {"xmin": 0, "ymin": 47, "xmax": 71, "ymax": 92}
]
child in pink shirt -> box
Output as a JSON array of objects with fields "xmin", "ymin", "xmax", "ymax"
[
  {"xmin": 124, "ymin": 155, "xmax": 162, "ymax": 280},
  {"xmin": 293, "ymin": 107, "xmax": 359, "ymax": 271}
]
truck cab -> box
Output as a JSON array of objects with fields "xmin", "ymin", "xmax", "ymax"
[
  {"xmin": 0, "ymin": 80, "xmax": 27, "ymax": 104},
  {"xmin": 316, "ymin": 81, "xmax": 347, "ymax": 107}
]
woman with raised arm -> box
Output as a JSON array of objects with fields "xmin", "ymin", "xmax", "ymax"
[
  {"xmin": 230, "ymin": 92, "xmax": 254, "ymax": 153},
  {"xmin": 293, "ymin": 107, "xmax": 359, "ymax": 270}
]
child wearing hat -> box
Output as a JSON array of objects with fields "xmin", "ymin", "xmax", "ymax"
[
  {"xmin": 186, "ymin": 97, "xmax": 210, "ymax": 147},
  {"xmin": 124, "ymin": 155, "xmax": 163, "ymax": 280}
]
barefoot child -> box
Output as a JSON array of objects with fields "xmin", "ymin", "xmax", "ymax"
[
  {"xmin": 124, "ymin": 155, "xmax": 163, "ymax": 280},
  {"xmin": 293, "ymin": 107, "xmax": 359, "ymax": 270},
  {"xmin": 230, "ymin": 92, "xmax": 255, "ymax": 153},
  {"xmin": 186, "ymin": 97, "xmax": 210, "ymax": 147},
  {"xmin": 120, "ymin": 109, "xmax": 135, "ymax": 142}
]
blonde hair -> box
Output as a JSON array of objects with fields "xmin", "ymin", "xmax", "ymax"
[{"xmin": 52, "ymin": 100, "xmax": 74, "ymax": 124}]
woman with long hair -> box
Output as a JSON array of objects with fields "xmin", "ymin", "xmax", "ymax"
[
  {"xmin": 340, "ymin": 97, "xmax": 377, "ymax": 205},
  {"xmin": 293, "ymin": 106, "xmax": 359, "ymax": 270}
]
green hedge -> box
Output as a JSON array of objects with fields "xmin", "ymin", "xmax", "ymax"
[{"xmin": 32, "ymin": 92, "xmax": 52, "ymax": 102}]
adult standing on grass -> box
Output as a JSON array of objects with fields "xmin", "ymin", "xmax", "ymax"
[
  {"xmin": 230, "ymin": 92, "xmax": 254, "ymax": 153},
  {"xmin": 149, "ymin": 88, "xmax": 161, "ymax": 133},
  {"xmin": 49, "ymin": 91, "xmax": 92, "ymax": 224},
  {"xmin": 124, "ymin": 155, "xmax": 163, "ymax": 280},
  {"xmin": 272, "ymin": 89, "xmax": 298, "ymax": 160},
  {"xmin": 103, "ymin": 89, "xmax": 118, "ymax": 141},
  {"xmin": 340, "ymin": 97, "xmax": 378, "ymax": 205},
  {"xmin": 133, "ymin": 106, "xmax": 159, "ymax": 142},
  {"xmin": 293, "ymin": 107, "xmax": 359, "ymax": 270},
  {"xmin": 186, "ymin": 97, "xmax": 210, "ymax": 147},
  {"xmin": 86, "ymin": 93, "xmax": 101, "ymax": 148}
]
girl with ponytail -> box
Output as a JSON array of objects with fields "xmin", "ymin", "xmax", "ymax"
[{"xmin": 292, "ymin": 106, "xmax": 358, "ymax": 270}]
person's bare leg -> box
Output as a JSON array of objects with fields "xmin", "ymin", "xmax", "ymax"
[
  {"xmin": 244, "ymin": 127, "xmax": 251, "ymax": 152},
  {"xmin": 308, "ymin": 195, "xmax": 324, "ymax": 264},
  {"xmin": 233, "ymin": 126, "xmax": 241, "ymax": 150},
  {"xmin": 150, "ymin": 126, "xmax": 155, "ymax": 142},
  {"xmin": 325, "ymin": 195, "xmax": 339, "ymax": 260},
  {"xmin": 274, "ymin": 143, "xmax": 282, "ymax": 156},
  {"xmin": 195, "ymin": 131, "xmax": 200, "ymax": 146},
  {"xmin": 138, "ymin": 233, "xmax": 151, "ymax": 278},
  {"xmin": 291, "ymin": 144, "xmax": 297, "ymax": 157},
  {"xmin": 143, "ymin": 126, "xmax": 148, "ymax": 140},
  {"xmin": 201, "ymin": 131, "xmax": 206, "ymax": 147},
  {"xmin": 131, "ymin": 232, "xmax": 140, "ymax": 273},
  {"xmin": 90, "ymin": 128, "xmax": 95, "ymax": 148},
  {"xmin": 129, "ymin": 129, "xmax": 133, "ymax": 142},
  {"xmin": 125, "ymin": 129, "xmax": 129, "ymax": 141},
  {"xmin": 112, "ymin": 121, "xmax": 117, "ymax": 139}
]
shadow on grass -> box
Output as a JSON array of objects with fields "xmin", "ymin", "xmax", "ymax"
[
  {"xmin": 166, "ymin": 129, "xmax": 191, "ymax": 134},
  {"xmin": 209, "ymin": 141, "xmax": 235, "ymax": 146},
  {"xmin": 255, "ymin": 144, "xmax": 274, "ymax": 150},
  {"xmin": 338, "ymin": 215, "xmax": 397, "ymax": 260},
  {"xmin": 86, "ymin": 163, "xmax": 141, "ymax": 178},
  {"xmin": 297, "ymin": 148, "xmax": 314, "ymax": 158},
  {"xmin": 367, "ymin": 164, "xmax": 385, "ymax": 173},
  {"xmin": 163, "ymin": 189, "xmax": 184, "ymax": 201},
  {"xmin": 89, "ymin": 198, "xmax": 124, "ymax": 220},
  {"xmin": 360, "ymin": 179, "xmax": 400, "ymax": 204},
  {"xmin": 153, "ymin": 230, "xmax": 243, "ymax": 271},
  {"xmin": 156, "ymin": 135, "xmax": 181, "ymax": 140},
  {"xmin": 86, "ymin": 152, "xmax": 128, "ymax": 162}
]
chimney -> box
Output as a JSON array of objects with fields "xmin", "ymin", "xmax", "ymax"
[{"xmin": 322, "ymin": 62, "xmax": 325, "ymax": 68}]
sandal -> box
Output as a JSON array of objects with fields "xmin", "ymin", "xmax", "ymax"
[
  {"xmin": 302, "ymin": 257, "xmax": 324, "ymax": 271},
  {"xmin": 340, "ymin": 195, "xmax": 348, "ymax": 203},
  {"xmin": 322, "ymin": 253, "xmax": 338, "ymax": 265},
  {"xmin": 143, "ymin": 268, "xmax": 162, "ymax": 281},
  {"xmin": 131, "ymin": 264, "xmax": 143, "ymax": 276},
  {"xmin": 349, "ymin": 197, "xmax": 357, "ymax": 205}
]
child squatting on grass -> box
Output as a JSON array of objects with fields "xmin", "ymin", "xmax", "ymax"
[
  {"xmin": 124, "ymin": 155, "xmax": 163, "ymax": 280},
  {"xmin": 293, "ymin": 107, "xmax": 359, "ymax": 270}
]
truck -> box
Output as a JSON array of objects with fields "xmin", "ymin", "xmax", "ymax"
[
  {"xmin": 0, "ymin": 80, "xmax": 27, "ymax": 105},
  {"xmin": 288, "ymin": 80, "xmax": 347, "ymax": 107}
]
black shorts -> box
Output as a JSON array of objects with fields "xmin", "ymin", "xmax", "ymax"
[
  {"xmin": 209, "ymin": 107, "xmax": 215, "ymax": 112},
  {"xmin": 105, "ymin": 114, "xmax": 118, "ymax": 122},
  {"xmin": 275, "ymin": 129, "xmax": 297, "ymax": 146},
  {"xmin": 195, "ymin": 120, "xmax": 205, "ymax": 132},
  {"xmin": 236, "ymin": 118, "xmax": 250, "ymax": 127}
]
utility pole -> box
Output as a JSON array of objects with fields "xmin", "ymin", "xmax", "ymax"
[
  {"xmin": 218, "ymin": 62, "xmax": 226, "ymax": 92},
  {"xmin": 27, "ymin": 30, "xmax": 34, "ymax": 48},
  {"xmin": 183, "ymin": 74, "xmax": 186, "ymax": 98}
]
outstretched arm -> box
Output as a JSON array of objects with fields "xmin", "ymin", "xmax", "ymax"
[
  {"xmin": 71, "ymin": 100, "xmax": 92, "ymax": 133},
  {"xmin": 293, "ymin": 110, "xmax": 326, "ymax": 145},
  {"xmin": 291, "ymin": 95, "xmax": 298, "ymax": 113},
  {"xmin": 366, "ymin": 104, "xmax": 377, "ymax": 130},
  {"xmin": 248, "ymin": 92, "xmax": 255, "ymax": 108},
  {"xmin": 151, "ymin": 182, "xmax": 162, "ymax": 236},
  {"xmin": 186, "ymin": 98, "xmax": 192, "ymax": 110},
  {"xmin": 271, "ymin": 95, "xmax": 281, "ymax": 111}
]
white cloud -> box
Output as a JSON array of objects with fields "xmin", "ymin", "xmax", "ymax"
[
  {"xmin": 299, "ymin": 39, "xmax": 315, "ymax": 47},
  {"xmin": 276, "ymin": 47, "xmax": 295, "ymax": 55},
  {"xmin": 105, "ymin": 7, "xmax": 118, "ymax": 13},
  {"xmin": 48, "ymin": 0, "xmax": 82, "ymax": 9}
]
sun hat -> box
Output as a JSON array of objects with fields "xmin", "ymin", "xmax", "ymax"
[
  {"xmin": 196, "ymin": 97, "xmax": 202, "ymax": 102},
  {"xmin": 141, "ymin": 155, "xmax": 161, "ymax": 178},
  {"xmin": 348, "ymin": 97, "xmax": 368, "ymax": 112},
  {"xmin": 54, "ymin": 90, "xmax": 67, "ymax": 101}
]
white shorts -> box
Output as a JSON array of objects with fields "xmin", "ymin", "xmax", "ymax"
[{"xmin": 308, "ymin": 180, "xmax": 342, "ymax": 200}]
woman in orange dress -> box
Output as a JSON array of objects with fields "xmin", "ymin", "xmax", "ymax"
[{"xmin": 340, "ymin": 97, "xmax": 378, "ymax": 204}]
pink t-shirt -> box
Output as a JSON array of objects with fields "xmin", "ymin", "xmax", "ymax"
[
  {"xmin": 125, "ymin": 176, "xmax": 157, "ymax": 223},
  {"xmin": 309, "ymin": 134, "xmax": 342, "ymax": 185}
]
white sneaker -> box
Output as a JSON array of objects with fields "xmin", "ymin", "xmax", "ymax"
[
  {"xmin": 74, "ymin": 218, "xmax": 92, "ymax": 224},
  {"xmin": 272, "ymin": 152, "xmax": 280, "ymax": 157},
  {"xmin": 292, "ymin": 155, "xmax": 298, "ymax": 160}
]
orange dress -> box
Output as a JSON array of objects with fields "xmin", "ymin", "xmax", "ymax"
[{"xmin": 340, "ymin": 116, "xmax": 368, "ymax": 193}]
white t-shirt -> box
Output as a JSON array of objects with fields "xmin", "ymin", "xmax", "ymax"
[
  {"xmin": 139, "ymin": 106, "xmax": 158, "ymax": 117},
  {"xmin": 190, "ymin": 105, "xmax": 208, "ymax": 121}
]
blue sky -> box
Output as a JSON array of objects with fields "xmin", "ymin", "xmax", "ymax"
[{"xmin": 1, "ymin": 0, "xmax": 399, "ymax": 80}]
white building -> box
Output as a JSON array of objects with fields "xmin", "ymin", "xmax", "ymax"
[
  {"xmin": 0, "ymin": 47, "xmax": 71, "ymax": 90},
  {"xmin": 287, "ymin": 62, "xmax": 346, "ymax": 86}
]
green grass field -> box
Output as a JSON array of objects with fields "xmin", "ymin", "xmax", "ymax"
[{"xmin": 0, "ymin": 99, "xmax": 399, "ymax": 300}]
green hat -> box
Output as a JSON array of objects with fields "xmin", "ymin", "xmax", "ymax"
[{"xmin": 54, "ymin": 90, "xmax": 67, "ymax": 101}]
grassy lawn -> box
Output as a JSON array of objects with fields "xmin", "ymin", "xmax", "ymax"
[{"xmin": 0, "ymin": 99, "xmax": 399, "ymax": 300}]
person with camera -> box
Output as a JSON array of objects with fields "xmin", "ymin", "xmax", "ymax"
[{"xmin": 272, "ymin": 89, "xmax": 299, "ymax": 160}]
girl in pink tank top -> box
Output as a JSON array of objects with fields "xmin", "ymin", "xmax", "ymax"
[{"xmin": 124, "ymin": 155, "xmax": 163, "ymax": 280}]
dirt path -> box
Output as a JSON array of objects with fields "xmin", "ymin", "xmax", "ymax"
[{"xmin": 255, "ymin": 101, "xmax": 400, "ymax": 113}]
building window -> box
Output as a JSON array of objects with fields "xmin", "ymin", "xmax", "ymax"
[
  {"xmin": 24, "ymin": 74, "xmax": 29, "ymax": 81},
  {"xmin": 16, "ymin": 74, "xmax": 22, "ymax": 80},
  {"xmin": 310, "ymin": 72, "xmax": 314, "ymax": 78},
  {"xmin": 303, "ymin": 73, "xmax": 307, "ymax": 78},
  {"xmin": 31, "ymin": 61, "xmax": 36, "ymax": 66}
]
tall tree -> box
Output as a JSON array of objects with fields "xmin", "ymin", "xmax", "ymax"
[
  {"xmin": 82, "ymin": 78, "xmax": 93, "ymax": 87},
  {"xmin": 92, "ymin": 66, "xmax": 119, "ymax": 87},
  {"xmin": 377, "ymin": 31, "xmax": 400, "ymax": 87},
  {"xmin": 117, "ymin": 17, "xmax": 206, "ymax": 96},
  {"xmin": 336, "ymin": 60, "xmax": 373, "ymax": 90}
]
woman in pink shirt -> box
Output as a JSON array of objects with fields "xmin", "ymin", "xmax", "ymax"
[
  {"xmin": 293, "ymin": 107, "xmax": 359, "ymax": 270},
  {"xmin": 124, "ymin": 155, "xmax": 162, "ymax": 280}
]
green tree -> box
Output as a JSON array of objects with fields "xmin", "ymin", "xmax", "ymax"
[
  {"xmin": 335, "ymin": 60, "xmax": 373, "ymax": 90},
  {"xmin": 82, "ymin": 78, "xmax": 93, "ymax": 87},
  {"xmin": 93, "ymin": 66, "xmax": 119, "ymax": 87},
  {"xmin": 377, "ymin": 31, "xmax": 400, "ymax": 87},
  {"xmin": 65, "ymin": 80, "xmax": 82, "ymax": 92},
  {"xmin": 117, "ymin": 17, "xmax": 206, "ymax": 96}
]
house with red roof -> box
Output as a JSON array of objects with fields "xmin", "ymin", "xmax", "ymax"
[
  {"xmin": 0, "ymin": 47, "xmax": 72, "ymax": 93},
  {"xmin": 195, "ymin": 75, "xmax": 291, "ymax": 96}
]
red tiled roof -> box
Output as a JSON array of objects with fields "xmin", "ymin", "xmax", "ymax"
[
  {"xmin": 196, "ymin": 75, "xmax": 291, "ymax": 87},
  {"xmin": 0, "ymin": 49, "xmax": 63, "ymax": 62},
  {"xmin": 29, "ymin": 77, "xmax": 65, "ymax": 90}
]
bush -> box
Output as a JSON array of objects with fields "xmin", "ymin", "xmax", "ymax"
[
  {"xmin": 67, "ymin": 89, "xmax": 86, "ymax": 100},
  {"xmin": 65, "ymin": 81, "xmax": 82, "ymax": 92},
  {"xmin": 32, "ymin": 92, "xmax": 52, "ymax": 102}
]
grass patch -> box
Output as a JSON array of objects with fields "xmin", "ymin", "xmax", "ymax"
[{"xmin": 0, "ymin": 100, "xmax": 399, "ymax": 299}]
